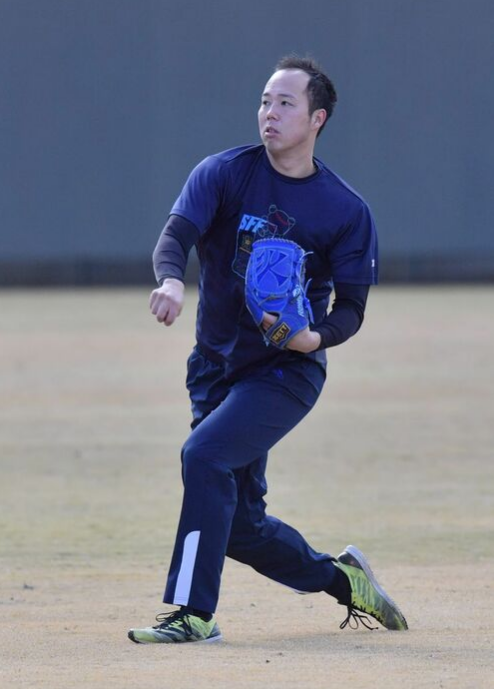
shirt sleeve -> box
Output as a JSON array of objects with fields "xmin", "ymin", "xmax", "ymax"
[
  {"xmin": 312, "ymin": 282, "xmax": 370, "ymax": 349},
  {"xmin": 152, "ymin": 215, "xmax": 200, "ymax": 285},
  {"xmin": 170, "ymin": 155, "xmax": 227, "ymax": 236},
  {"xmin": 330, "ymin": 202, "xmax": 379, "ymax": 285}
]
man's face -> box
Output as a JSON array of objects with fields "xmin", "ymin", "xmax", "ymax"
[{"xmin": 258, "ymin": 69, "xmax": 318, "ymax": 157}]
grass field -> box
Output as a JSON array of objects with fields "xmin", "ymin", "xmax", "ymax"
[{"xmin": 1, "ymin": 286, "xmax": 493, "ymax": 688}]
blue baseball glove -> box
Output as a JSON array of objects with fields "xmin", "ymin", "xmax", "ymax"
[{"xmin": 245, "ymin": 237, "xmax": 313, "ymax": 349}]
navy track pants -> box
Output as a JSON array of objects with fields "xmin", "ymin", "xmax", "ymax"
[{"xmin": 163, "ymin": 347, "xmax": 338, "ymax": 613}]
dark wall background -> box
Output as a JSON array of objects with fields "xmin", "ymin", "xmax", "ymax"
[{"xmin": 1, "ymin": 0, "xmax": 493, "ymax": 285}]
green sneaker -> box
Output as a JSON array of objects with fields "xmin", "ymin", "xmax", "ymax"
[
  {"xmin": 333, "ymin": 545, "xmax": 408, "ymax": 631},
  {"xmin": 128, "ymin": 610, "xmax": 222, "ymax": 644}
]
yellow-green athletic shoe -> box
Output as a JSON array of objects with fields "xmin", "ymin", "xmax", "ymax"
[
  {"xmin": 128, "ymin": 610, "xmax": 222, "ymax": 644},
  {"xmin": 333, "ymin": 545, "xmax": 408, "ymax": 631}
]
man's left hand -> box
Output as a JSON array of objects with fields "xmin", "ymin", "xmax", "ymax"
[{"xmin": 261, "ymin": 313, "xmax": 321, "ymax": 353}]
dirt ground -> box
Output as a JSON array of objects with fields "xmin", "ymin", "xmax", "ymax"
[{"xmin": 1, "ymin": 286, "xmax": 493, "ymax": 688}]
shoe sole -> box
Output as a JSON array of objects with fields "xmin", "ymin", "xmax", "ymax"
[
  {"xmin": 345, "ymin": 544, "xmax": 408, "ymax": 630},
  {"xmin": 128, "ymin": 630, "xmax": 223, "ymax": 644}
]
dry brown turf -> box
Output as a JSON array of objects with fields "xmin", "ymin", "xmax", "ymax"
[{"xmin": 1, "ymin": 286, "xmax": 493, "ymax": 688}]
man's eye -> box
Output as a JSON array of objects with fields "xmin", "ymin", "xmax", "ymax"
[{"xmin": 281, "ymin": 101, "xmax": 292, "ymax": 106}]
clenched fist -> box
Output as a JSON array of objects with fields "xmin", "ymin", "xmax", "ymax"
[{"xmin": 149, "ymin": 278, "xmax": 185, "ymax": 326}]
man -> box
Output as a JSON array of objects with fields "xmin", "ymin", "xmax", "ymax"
[{"xmin": 128, "ymin": 55, "xmax": 407, "ymax": 644}]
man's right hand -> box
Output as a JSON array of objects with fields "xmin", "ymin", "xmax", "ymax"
[{"xmin": 149, "ymin": 278, "xmax": 185, "ymax": 326}]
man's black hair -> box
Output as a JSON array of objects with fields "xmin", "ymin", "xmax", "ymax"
[{"xmin": 275, "ymin": 55, "xmax": 337, "ymax": 136}]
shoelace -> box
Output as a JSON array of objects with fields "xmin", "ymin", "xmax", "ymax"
[
  {"xmin": 339, "ymin": 606, "xmax": 378, "ymax": 631},
  {"xmin": 153, "ymin": 611, "xmax": 193, "ymax": 635}
]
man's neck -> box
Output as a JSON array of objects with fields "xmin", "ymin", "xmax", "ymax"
[{"xmin": 266, "ymin": 149, "xmax": 316, "ymax": 179}]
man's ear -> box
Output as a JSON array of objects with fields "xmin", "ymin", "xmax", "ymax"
[{"xmin": 312, "ymin": 108, "xmax": 327, "ymax": 132}]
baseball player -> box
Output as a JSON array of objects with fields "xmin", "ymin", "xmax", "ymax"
[{"xmin": 128, "ymin": 55, "xmax": 407, "ymax": 644}]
